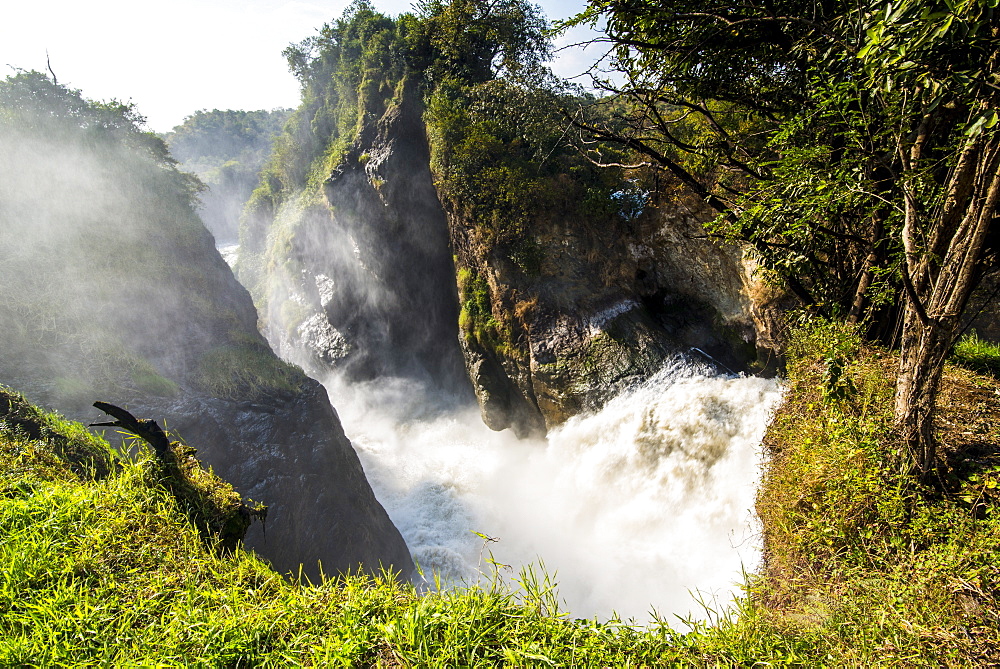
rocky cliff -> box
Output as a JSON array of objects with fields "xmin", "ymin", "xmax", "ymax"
[
  {"xmin": 444, "ymin": 185, "xmax": 787, "ymax": 436},
  {"xmin": 0, "ymin": 73, "xmax": 411, "ymax": 580},
  {"xmin": 427, "ymin": 80, "xmax": 790, "ymax": 435},
  {"xmin": 239, "ymin": 78, "xmax": 470, "ymax": 398},
  {"xmin": 235, "ymin": 6, "xmax": 790, "ymax": 438}
]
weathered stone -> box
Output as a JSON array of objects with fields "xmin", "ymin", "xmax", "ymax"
[
  {"xmin": 0, "ymin": 121, "xmax": 412, "ymax": 582},
  {"xmin": 238, "ymin": 77, "xmax": 470, "ymax": 398},
  {"xmin": 444, "ymin": 187, "xmax": 788, "ymax": 434}
]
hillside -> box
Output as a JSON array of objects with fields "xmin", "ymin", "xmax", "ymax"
[
  {"xmin": 0, "ymin": 71, "xmax": 410, "ymax": 580},
  {"xmin": 163, "ymin": 108, "xmax": 292, "ymax": 244},
  {"xmin": 2, "ymin": 322, "xmax": 997, "ymax": 663}
]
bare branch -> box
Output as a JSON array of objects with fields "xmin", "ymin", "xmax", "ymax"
[{"xmin": 46, "ymin": 50, "xmax": 57, "ymax": 85}]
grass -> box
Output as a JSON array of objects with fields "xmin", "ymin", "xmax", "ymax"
[
  {"xmin": 2, "ymin": 323, "xmax": 999, "ymax": 664},
  {"xmin": 195, "ymin": 335, "xmax": 306, "ymax": 399},
  {"xmin": 952, "ymin": 330, "xmax": 1000, "ymax": 377},
  {"xmin": 0, "ymin": 388, "xmax": 693, "ymax": 665},
  {"xmin": 0, "ymin": 445, "xmax": 686, "ymax": 663},
  {"xmin": 456, "ymin": 266, "xmax": 523, "ymax": 359},
  {"xmin": 753, "ymin": 320, "xmax": 1000, "ymax": 664}
]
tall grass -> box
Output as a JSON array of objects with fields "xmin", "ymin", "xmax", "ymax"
[{"xmin": 753, "ymin": 320, "xmax": 1000, "ymax": 663}]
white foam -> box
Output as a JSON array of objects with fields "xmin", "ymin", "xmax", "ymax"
[
  {"xmin": 323, "ymin": 362, "xmax": 782, "ymax": 624},
  {"xmin": 217, "ymin": 243, "xmax": 239, "ymax": 268}
]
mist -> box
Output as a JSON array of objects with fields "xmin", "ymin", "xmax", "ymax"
[
  {"xmin": 241, "ymin": 187, "xmax": 783, "ymax": 619},
  {"xmin": 0, "ymin": 89, "xmax": 231, "ymax": 404},
  {"xmin": 228, "ymin": 61, "xmax": 785, "ymax": 620},
  {"xmin": 318, "ymin": 361, "xmax": 782, "ymax": 623},
  {"xmin": 2, "ymin": 71, "xmax": 784, "ymax": 621},
  {"xmin": 164, "ymin": 109, "xmax": 292, "ymax": 245},
  {"xmin": 0, "ymin": 72, "xmax": 412, "ymax": 578},
  {"xmin": 235, "ymin": 79, "xmax": 472, "ymax": 395}
]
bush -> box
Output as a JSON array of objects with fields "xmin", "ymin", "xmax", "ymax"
[{"xmin": 754, "ymin": 319, "xmax": 1000, "ymax": 663}]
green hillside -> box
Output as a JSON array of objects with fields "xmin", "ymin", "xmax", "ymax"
[{"xmin": 2, "ymin": 320, "xmax": 997, "ymax": 664}]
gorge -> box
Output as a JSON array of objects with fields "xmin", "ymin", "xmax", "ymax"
[
  {"xmin": 0, "ymin": 71, "xmax": 411, "ymax": 582},
  {"xmin": 214, "ymin": 2, "xmax": 788, "ymax": 620},
  {"xmin": 3, "ymin": 0, "xmax": 999, "ymax": 661},
  {"xmin": 0, "ymin": 5, "xmax": 787, "ymax": 624}
]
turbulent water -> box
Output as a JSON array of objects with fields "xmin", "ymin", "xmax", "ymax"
[
  {"xmin": 322, "ymin": 360, "xmax": 783, "ymax": 624},
  {"xmin": 218, "ymin": 243, "xmax": 239, "ymax": 268},
  {"xmin": 218, "ymin": 235, "xmax": 785, "ymax": 622}
]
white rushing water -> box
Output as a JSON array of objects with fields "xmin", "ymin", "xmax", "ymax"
[
  {"xmin": 218, "ymin": 243, "xmax": 239, "ymax": 268},
  {"xmin": 323, "ymin": 359, "xmax": 783, "ymax": 624}
]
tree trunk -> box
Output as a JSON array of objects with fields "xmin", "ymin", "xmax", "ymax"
[
  {"xmin": 894, "ymin": 313, "xmax": 956, "ymax": 479},
  {"xmin": 894, "ymin": 129, "xmax": 1000, "ymax": 480}
]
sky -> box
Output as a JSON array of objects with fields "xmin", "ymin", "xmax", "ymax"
[{"xmin": 1, "ymin": 0, "xmax": 605, "ymax": 132}]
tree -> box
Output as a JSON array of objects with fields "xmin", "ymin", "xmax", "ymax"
[
  {"xmin": 857, "ymin": 0, "xmax": 1000, "ymax": 476},
  {"xmin": 411, "ymin": 0, "xmax": 550, "ymax": 83},
  {"xmin": 563, "ymin": 0, "xmax": 1000, "ymax": 480}
]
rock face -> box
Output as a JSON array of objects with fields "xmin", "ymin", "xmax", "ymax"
[
  {"xmin": 121, "ymin": 384, "xmax": 410, "ymax": 577},
  {"xmin": 0, "ymin": 93, "xmax": 412, "ymax": 581},
  {"xmin": 239, "ymin": 78, "xmax": 470, "ymax": 398},
  {"xmin": 626, "ymin": 194, "xmax": 793, "ymax": 375},
  {"xmin": 445, "ymin": 189, "xmax": 789, "ymax": 436},
  {"xmin": 239, "ymin": 75, "xmax": 788, "ymax": 437}
]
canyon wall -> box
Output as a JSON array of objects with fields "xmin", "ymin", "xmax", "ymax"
[
  {"xmin": 444, "ymin": 187, "xmax": 788, "ymax": 436},
  {"xmin": 0, "ymin": 75, "xmax": 411, "ymax": 581},
  {"xmin": 234, "ymin": 7, "xmax": 791, "ymax": 438}
]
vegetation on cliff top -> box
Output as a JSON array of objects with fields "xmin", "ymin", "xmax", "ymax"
[
  {"xmin": 565, "ymin": 0, "xmax": 1000, "ymax": 482},
  {"xmin": 163, "ymin": 108, "xmax": 292, "ymax": 243},
  {"xmin": 751, "ymin": 321, "xmax": 999, "ymax": 663},
  {"xmin": 239, "ymin": 1, "xmax": 649, "ymax": 363},
  {"xmin": 2, "ymin": 319, "xmax": 997, "ymax": 663},
  {"xmin": 0, "ymin": 71, "xmax": 307, "ymax": 408}
]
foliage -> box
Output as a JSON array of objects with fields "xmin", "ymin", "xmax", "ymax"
[
  {"xmin": 566, "ymin": 0, "xmax": 1000, "ymax": 476},
  {"xmin": 0, "ymin": 71, "xmax": 185, "ymax": 182},
  {"xmin": 409, "ymin": 0, "xmax": 550, "ymax": 84},
  {"xmin": 164, "ymin": 109, "xmax": 292, "ymax": 167},
  {"xmin": 565, "ymin": 0, "xmax": 822, "ymax": 111},
  {"xmin": 754, "ymin": 320, "xmax": 1000, "ymax": 662},
  {"xmin": 566, "ymin": 0, "xmax": 998, "ymax": 323},
  {"xmin": 710, "ymin": 79, "xmax": 906, "ymax": 319},
  {"xmin": 272, "ymin": 2, "xmax": 408, "ymax": 193},
  {"xmin": 164, "ymin": 108, "xmax": 292, "ymax": 241},
  {"xmin": 456, "ymin": 267, "xmax": 508, "ymax": 351},
  {"xmin": 426, "ymin": 77, "xmax": 639, "ymax": 247},
  {"xmin": 248, "ymin": 0, "xmax": 557, "ymax": 213}
]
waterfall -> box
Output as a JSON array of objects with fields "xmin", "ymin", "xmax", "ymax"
[
  {"xmin": 322, "ymin": 359, "xmax": 782, "ymax": 623},
  {"xmin": 217, "ymin": 243, "xmax": 239, "ymax": 268},
  {"xmin": 229, "ymin": 178, "xmax": 783, "ymax": 622}
]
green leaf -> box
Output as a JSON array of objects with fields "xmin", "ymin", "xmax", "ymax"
[{"xmin": 965, "ymin": 114, "xmax": 989, "ymax": 136}]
